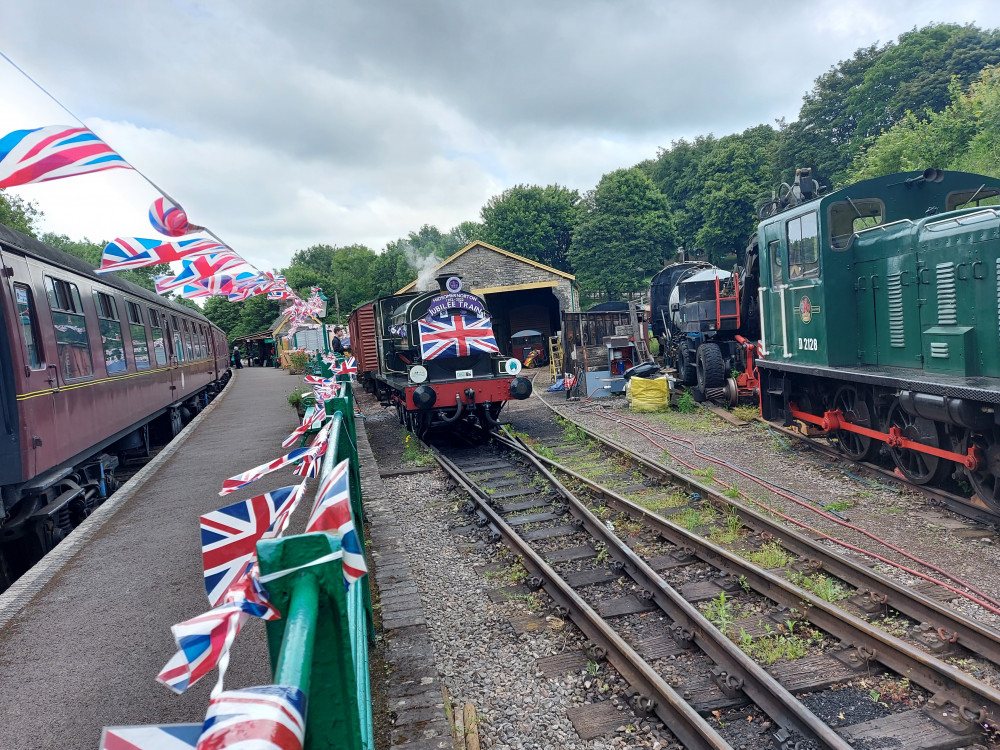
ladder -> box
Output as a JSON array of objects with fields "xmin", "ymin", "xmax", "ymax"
[
  {"xmin": 548, "ymin": 335, "xmax": 563, "ymax": 382},
  {"xmin": 628, "ymin": 302, "xmax": 653, "ymax": 363}
]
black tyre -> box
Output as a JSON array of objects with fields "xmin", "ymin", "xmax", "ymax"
[
  {"xmin": 677, "ymin": 347, "xmax": 697, "ymax": 386},
  {"xmin": 695, "ymin": 343, "xmax": 725, "ymax": 393}
]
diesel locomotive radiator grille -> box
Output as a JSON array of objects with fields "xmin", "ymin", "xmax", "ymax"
[
  {"xmin": 887, "ymin": 272, "xmax": 905, "ymax": 348},
  {"xmin": 936, "ymin": 262, "xmax": 957, "ymax": 325}
]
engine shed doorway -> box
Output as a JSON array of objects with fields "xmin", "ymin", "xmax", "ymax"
[{"xmin": 477, "ymin": 285, "xmax": 561, "ymax": 359}]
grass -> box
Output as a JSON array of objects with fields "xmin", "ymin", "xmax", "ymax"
[
  {"xmin": 674, "ymin": 504, "xmax": 718, "ymax": 530},
  {"xmin": 703, "ymin": 592, "xmax": 736, "ymax": 634},
  {"xmin": 507, "ymin": 429, "xmax": 557, "ymax": 460},
  {"xmin": 693, "ymin": 466, "xmax": 716, "ymax": 480},
  {"xmin": 737, "ymin": 621, "xmax": 810, "ymax": 664},
  {"xmin": 823, "ymin": 499, "xmax": 854, "ymax": 513},
  {"xmin": 745, "ymin": 542, "xmax": 791, "ymax": 569},
  {"xmin": 613, "ymin": 513, "xmax": 644, "ymax": 537},
  {"xmin": 709, "ymin": 511, "xmax": 746, "ymax": 545},
  {"xmin": 402, "ymin": 432, "xmax": 434, "ymax": 466},
  {"xmin": 732, "ymin": 405, "xmax": 760, "ymax": 422},
  {"xmin": 676, "ymin": 391, "xmax": 698, "ymax": 413},
  {"xmin": 636, "ymin": 491, "xmax": 689, "ymax": 511},
  {"xmin": 788, "ymin": 570, "xmax": 851, "ymax": 602}
]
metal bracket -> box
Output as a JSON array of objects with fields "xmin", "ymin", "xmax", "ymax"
[
  {"xmin": 847, "ymin": 588, "xmax": 889, "ymax": 614},
  {"xmin": 670, "ymin": 623, "xmax": 694, "ymax": 645},
  {"xmin": 831, "ymin": 641, "xmax": 876, "ymax": 670},
  {"xmin": 912, "ymin": 622, "xmax": 960, "ymax": 656},
  {"xmin": 628, "ymin": 691, "xmax": 657, "ymax": 717},
  {"xmin": 772, "ymin": 727, "xmax": 803, "ymax": 750},
  {"xmin": 924, "ymin": 697, "xmax": 983, "ymax": 736},
  {"xmin": 711, "ymin": 666, "xmax": 745, "ymax": 698}
]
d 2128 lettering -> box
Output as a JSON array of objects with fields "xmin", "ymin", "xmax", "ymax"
[{"xmin": 797, "ymin": 337, "xmax": 818, "ymax": 351}]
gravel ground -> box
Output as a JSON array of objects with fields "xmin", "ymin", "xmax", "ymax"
[{"xmin": 360, "ymin": 378, "xmax": 999, "ymax": 750}]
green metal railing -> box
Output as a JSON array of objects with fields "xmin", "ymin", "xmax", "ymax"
[{"xmin": 258, "ymin": 376, "xmax": 373, "ymax": 750}]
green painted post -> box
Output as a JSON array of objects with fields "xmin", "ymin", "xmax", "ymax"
[{"xmin": 258, "ymin": 533, "xmax": 363, "ymax": 750}]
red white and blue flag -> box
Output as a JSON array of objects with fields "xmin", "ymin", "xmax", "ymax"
[
  {"xmin": 100, "ymin": 724, "xmax": 201, "ymax": 750},
  {"xmin": 220, "ymin": 422, "xmax": 331, "ymax": 495},
  {"xmin": 149, "ymin": 197, "xmax": 202, "ymax": 237},
  {"xmin": 200, "ymin": 484, "xmax": 305, "ymax": 607},
  {"xmin": 196, "ymin": 685, "xmax": 306, "ymax": 750},
  {"xmin": 178, "ymin": 272, "xmax": 257, "ymax": 299},
  {"xmin": 333, "ymin": 356, "xmax": 357, "ymax": 375},
  {"xmin": 281, "ymin": 406, "xmax": 327, "ymax": 449},
  {"xmin": 156, "ymin": 601, "xmax": 256, "ymax": 694},
  {"xmin": 0, "ymin": 125, "xmax": 131, "ymax": 188},
  {"xmin": 96, "ymin": 237, "xmax": 226, "ymax": 274},
  {"xmin": 418, "ymin": 315, "xmax": 499, "ymax": 360},
  {"xmin": 155, "ymin": 252, "xmax": 246, "ymax": 294},
  {"xmin": 305, "ymin": 458, "xmax": 367, "ymax": 585}
]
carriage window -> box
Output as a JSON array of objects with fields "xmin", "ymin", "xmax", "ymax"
[
  {"xmin": 125, "ymin": 301, "xmax": 150, "ymax": 370},
  {"xmin": 44, "ymin": 276, "xmax": 92, "ymax": 380},
  {"xmin": 768, "ymin": 239, "xmax": 783, "ymax": 286},
  {"xmin": 829, "ymin": 198, "xmax": 884, "ymax": 249},
  {"xmin": 185, "ymin": 326, "xmax": 195, "ymax": 361},
  {"xmin": 14, "ymin": 284, "xmax": 43, "ymax": 370},
  {"xmin": 94, "ymin": 291, "xmax": 127, "ymax": 374},
  {"xmin": 149, "ymin": 308, "xmax": 167, "ymax": 366},
  {"xmin": 786, "ymin": 211, "xmax": 819, "ymax": 280},
  {"xmin": 193, "ymin": 325, "xmax": 203, "ymax": 359}
]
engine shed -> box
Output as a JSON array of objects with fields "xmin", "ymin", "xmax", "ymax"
[{"xmin": 396, "ymin": 242, "xmax": 579, "ymax": 357}]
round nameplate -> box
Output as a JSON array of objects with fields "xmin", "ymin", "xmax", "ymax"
[
  {"xmin": 409, "ymin": 365, "xmax": 428, "ymax": 383},
  {"xmin": 445, "ymin": 276, "xmax": 463, "ymax": 293},
  {"xmin": 505, "ymin": 358, "xmax": 522, "ymax": 375}
]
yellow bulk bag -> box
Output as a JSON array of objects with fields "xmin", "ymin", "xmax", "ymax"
[{"xmin": 626, "ymin": 376, "xmax": 668, "ymax": 412}]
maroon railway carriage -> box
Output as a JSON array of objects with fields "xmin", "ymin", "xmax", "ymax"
[{"xmin": 0, "ymin": 222, "xmax": 231, "ymax": 587}]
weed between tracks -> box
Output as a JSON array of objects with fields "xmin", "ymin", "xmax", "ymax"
[
  {"xmin": 787, "ymin": 570, "xmax": 852, "ymax": 602},
  {"xmin": 402, "ymin": 433, "xmax": 433, "ymax": 466}
]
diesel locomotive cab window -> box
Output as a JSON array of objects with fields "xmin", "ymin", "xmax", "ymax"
[
  {"xmin": 149, "ymin": 308, "xmax": 167, "ymax": 367},
  {"xmin": 768, "ymin": 239, "xmax": 783, "ymax": 286},
  {"xmin": 829, "ymin": 198, "xmax": 884, "ymax": 249},
  {"xmin": 126, "ymin": 300, "xmax": 150, "ymax": 370},
  {"xmin": 44, "ymin": 276, "xmax": 93, "ymax": 380},
  {"xmin": 948, "ymin": 187, "xmax": 1000, "ymax": 211},
  {"xmin": 13, "ymin": 283, "xmax": 43, "ymax": 370},
  {"xmin": 786, "ymin": 211, "xmax": 819, "ymax": 280},
  {"xmin": 94, "ymin": 291, "xmax": 127, "ymax": 374}
]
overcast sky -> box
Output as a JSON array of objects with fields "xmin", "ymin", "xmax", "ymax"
[{"xmin": 3, "ymin": 1, "xmax": 1000, "ymax": 275}]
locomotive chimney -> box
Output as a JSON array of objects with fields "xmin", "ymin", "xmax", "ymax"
[{"xmin": 435, "ymin": 273, "xmax": 458, "ymax": 291}]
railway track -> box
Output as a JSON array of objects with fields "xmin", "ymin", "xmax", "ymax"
[{"xmin": 430, "ymin": 424, "xmax": 1000, "ymax": 749}]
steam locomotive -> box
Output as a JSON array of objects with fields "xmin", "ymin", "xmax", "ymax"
[
  {"xmin": 349, "ymin": 275, "xmax": 532, "ymax": 436},
  {"xmin": 0, "ymin": 222, "xmax": 231, "ymax": 588}
]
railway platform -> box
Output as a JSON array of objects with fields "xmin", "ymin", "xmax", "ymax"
[{"xmin": 0, "ymin": 367, "xmax": 448, "ymax": 750}]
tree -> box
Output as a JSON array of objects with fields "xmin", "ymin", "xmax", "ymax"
[
  {"xmin": 775, "ymin": 24, "xmax": 1000, "ymax": 183},
  {"xmin": 228, "ymin": 294, "xmax": 281, "ymax": 339},
  {"xmin": 202, "ymin": 295, "xmax": 244, "ymax": 336},
  {"xmin": 280, "ymin": 242, "xmax": 378, "ymax": 321},
  {"xmin": 849, "ymin": 64, "xmax": 1000, "ymax": 181},
  {"xmin": 480, "ymin": 184, "xmax": 580, "ymax": 271},
  {"xmin": 0, "ymin": 190, "xmax": 41, "ymax": 236},
  {"xmin": 569, "ymin": 168, "xmax": 675, "ymax": 298},
  {"xmin": 370, "ymin": 245, "xmax": 416, "ymax": 297}
]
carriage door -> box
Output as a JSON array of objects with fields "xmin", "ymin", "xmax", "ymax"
[
  {"xmin": 0, "ymin": 249, "xmax": 56, "ymax": 478},
  {"xmin": 761, "ymin": 224, "xmax": 788, "ymax": 357},
  {"xmin": 854, "ymin": 259, "xmax": 879, "ymax": 365}
]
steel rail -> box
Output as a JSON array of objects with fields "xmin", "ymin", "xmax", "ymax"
[
  {"xmin": 504, "ymin": 426, "xmax": 1000, "ymax": 734},
  {"xmin": 495, "ymin": 433, "xmax": 853, "ymax": 749},
  {"xmin": 431, "ymin": 449, "xmax": 733, "ymax": 750},
  {"xmin": 538, "ymin": 399, "xmax": 1000, "ymax": 667}
]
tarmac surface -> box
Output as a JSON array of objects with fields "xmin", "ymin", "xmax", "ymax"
[{"xmin": 0, "ymin": 367, "xmax": 308, "ymax": 750}]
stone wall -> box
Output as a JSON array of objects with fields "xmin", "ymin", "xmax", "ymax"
[{"xmin": 439, "ymin": 244, "xmax": 578, "ymax": 312}]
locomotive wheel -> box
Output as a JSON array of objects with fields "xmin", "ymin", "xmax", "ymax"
[
  {"xmin": 395, "ymin": 401, "xmax": 405, "ymax": 425},
  {"xmin": 830, "ymin": 385, "xmax": 877, "ymax": 461},
  {"xmin": 961, "ymin": 427, "xmax": 1000, "ymax": 513},
  {"xmin": 677, "ymin": 347, "xmax": 697, "ymax": 386},
  {"xmin": 885, "ymin": 400, "xmax": 949, "ymax": 485},
  {"xmin": 695, "ymin": 344, "xmax": 725, "ymax": 393}
]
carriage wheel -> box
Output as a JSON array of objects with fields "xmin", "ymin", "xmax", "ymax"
[
  {"xmin": 885, "ymin": 400, "xmax": 948, "ymax": 485},
  {"xmin": 831, "ymin": 385, "xmax": 877, "ymax": 461}
]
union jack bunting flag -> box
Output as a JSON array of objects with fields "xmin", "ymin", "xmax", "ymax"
[
  {"xmin": 149, "ymin": 196, "xmax": 202, "ymax": 237},
  {"xmin": 305, "ymin": 458, "xmax": 367, "ymax": 585},
  {"xmin": 156, "ymin": 601, "xmax": 253, "ymax": 694},
  {"xmin": 197, "ymin": 685, "xmax": 306, "ymax": 750},
  {"xmin": 222, "ymin": 561, "xmax": 280, "ymax": 621},
  {"xmin": 418, "ymin": 315, "xmax": 499, "ymax": 360},
  {"xmin": 333, "ymin": 356, "xmax": 357, "ymax": 375},
  {"xmin": 96, "ymin": 237, "xmax": 226, "ymax": 274},
  {"xmin": 201, "ymin": 484, "xmax": 305, "ymax": 607},
  {"xmin": 281, "ymin": 406, "xmax": 327, "ymax": 448},
  {"xmin": 155, "ymin": 252, "xmax": 246, "ymax": 294},
  {"xmin": 179, "ymin": 271, "xmax": 257, "ymax": 299},
  {"xmin": 0, "ymin": 125, "xmax": 131, "ymax": 188},
  {"xmin": 219, "ymin": 422, "xmax": 331, "ymax": 495},
  {"xmin": 100, "ymin": 723, "xmax": 201, "ymax": 750}
]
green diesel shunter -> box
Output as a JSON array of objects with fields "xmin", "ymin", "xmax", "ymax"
[{"xmin": 756, "ymin": 168, "xmax": 1000, "ymax": 512}]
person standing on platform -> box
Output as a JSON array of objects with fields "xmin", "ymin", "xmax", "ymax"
[
  {"xmin": 232, "ymin": 344, "xmax": 242, "ymax": 369},
  {"xmin": 331, "ymin": 327, "xmax": 345, "ymax": 355}
]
